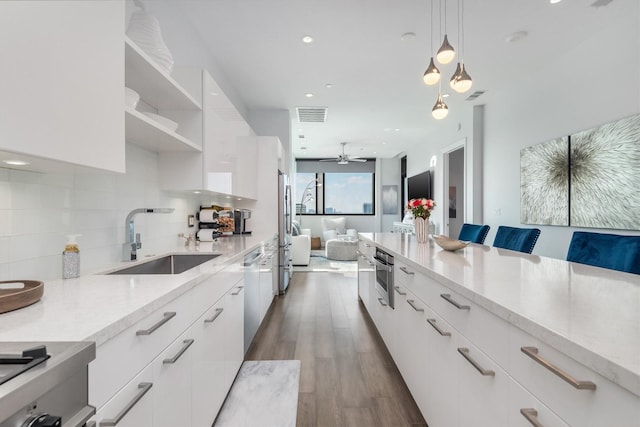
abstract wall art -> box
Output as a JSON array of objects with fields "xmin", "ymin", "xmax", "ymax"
[
  {"xmin": 520, "ymin": 136, "xmax": 569, "ymax": 226},
  {"xmin": 570, "ymin": 114, "xmax": 640, "ymax": 229}
]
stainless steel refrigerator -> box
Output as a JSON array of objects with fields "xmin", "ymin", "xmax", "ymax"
[{"xmin": 278, "ymin": 170, "xmax": 292, "ymax": 293}]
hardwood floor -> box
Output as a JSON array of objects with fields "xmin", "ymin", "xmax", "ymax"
[{"xmin": 245, "ymin": 271, "xmax": 428, "ymax": 427}]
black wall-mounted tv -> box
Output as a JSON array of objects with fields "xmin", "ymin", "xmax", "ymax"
[{"xmin": 407, "ymin": 170, "xmax": 433, "ymax": 200}]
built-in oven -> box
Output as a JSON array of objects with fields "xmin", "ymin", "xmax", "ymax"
[{"xmin": 373, "ymin": 247, "xmax": 394, "ymax": 309}]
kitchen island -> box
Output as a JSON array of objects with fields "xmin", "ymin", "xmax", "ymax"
[
  {"xmin": 358, "ymin": 232, "xmax": 640, "ymax": 427},
  {"xmin": 0, "ymin": 232, "xmax": 276, "ymax": 427}
]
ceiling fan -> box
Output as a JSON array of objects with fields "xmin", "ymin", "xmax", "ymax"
[{"xmin": 319, "ymin": 142, "xmax": 367, "ymax": 165}]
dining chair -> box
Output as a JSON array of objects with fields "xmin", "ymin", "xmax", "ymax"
[
  {"xmin": 566, "ymin": 231, "xmax": 640, "ymax": 275},
  {"xmin": 458, "ymin": 223, "xmax": 491, "ymax": 244},
  {"xmin": 492, "ymin": 226, "xmax": 541, "ymax": 254}
]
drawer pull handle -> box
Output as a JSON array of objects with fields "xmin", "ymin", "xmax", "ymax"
[
  {"xmin": 406, "ymin": 299, "xmax": 424, "ymax": 312},
  {"xmin": 457, "ymin": 348, "xmax": 495, "ymax": 376},
  {"xmin": 163, "ymin": 339, "xmax": 195, "ymax": 364},
  {"xmin": 136, "ymin": 312, "xmax": 176, "ymax": 336},
  {"xmin": 204, "ymin": 307, "xmax": 224, "ymax": 323},
  {"xmin": 377, "ymin": 297, "xmax": 388, "ymax": 307},
  {"xmin": 427, "ymin": 318, "xmax": 451, "ymax": 336},
  {"xmin": 394, "ymin": 286, "xmax": 406, "ymax": 296},
  {"xmin": 100, "ymin": 382, "xmax": 153, "ymax": 426},
  {"xmin": 520, "ymin": 347, "xmax": 596, "ymax": 390},
  {"xmin": 520, "ymin": 408, "xmax": 544, "ymax": 427},
  {"xmin": 231, "ymin": 286, "xmax": 244, "ymax": 295},
  {"xmin": 399, "ymin": 266, "xmax": 414, "ymax": 275},
  {"xmin": 440, "ymin": 294, "xmax": 470, "ymax": 310}
]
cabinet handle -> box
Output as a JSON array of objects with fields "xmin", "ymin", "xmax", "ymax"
[
  {"xmin": 394, "ymin": 286, "xmax": 406, "ymax": 296},
  {"xmin": 204, "ymin": 307, "xmax": 224, "ymax": 323},
  {"xmin": 406, "ymin": 299, "xmax": 424, "ymax": 312},
  {"xmin": 377, "ymin": 297, "xmax": 388, "ymax": 307},
  {"xmin": 399, "ymin": 266, "xmax": 414, "ymax": 275},
  {"xmin": 520, "ymin": 347, "xmax": 596, "ymax": 390},
  {"xmin": 426, "ymin": 318, "xmax": 451, "ymax": 336},
  {"xmin": 457, "ymin": 348, "xmax": 495, "ymax": 376},
  {"xmin": 136, "ymin": 312, "xmax": 176, "ymax": 336},
  {"xmin": 520, "ymin": 408, "xmax": 544, "ymax": 427},
  {"xmin": 163, "ymin": 339, "xmax": 195, "ymax": 364},
  {"xmin": 99, "ymin": 382, "xmax": 153, "ymax": 426},
  {"xmin": 231, "ymin": 286, "xmax": 244, "ymax": 295},
  {"xmin": 440, "ymin": 294, "xmax": 470, "ymax": 310}
]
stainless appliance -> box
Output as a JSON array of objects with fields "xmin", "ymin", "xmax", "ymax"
[
  {"xmin": 277, "ymin": 171, "xmax": 292, "ymax": 293},
  {"xmin": 0, "ymin": 341, "xmax": 95, "ymax": 427},
  {"xmin": 373, "ymin": 248, "xmax": 394, "ymax": 308},
  {"xmin": 233, "ymin": 209, "xmax": 252, "ymax": 235}
]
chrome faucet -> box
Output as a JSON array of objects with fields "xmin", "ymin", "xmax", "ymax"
[{"xmin": 123, "ymin": 208, "xmax": 175, "ymax": 261}]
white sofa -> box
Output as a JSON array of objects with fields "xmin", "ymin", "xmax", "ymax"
[{"xmin": 291, "ymin": 228, "xmax": 311, "ymax": 266}]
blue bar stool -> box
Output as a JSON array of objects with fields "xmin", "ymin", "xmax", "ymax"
[
  {"xmin": 493, "ymin": 226, "xmax": 541, "ymax": 254},
  {"xmin": 458, "ymin": 223, "xmax": 491, "ymax": 244},
  {"xmin": 566, "ymin": 231, "xmax": 640, "ymax": 275}
]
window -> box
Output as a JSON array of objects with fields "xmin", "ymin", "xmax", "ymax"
[
  {"xmin": 295, "ymin": 159, "xmax": 376, "ymax": 216},
  {"xmin": 295, "ymin": 172, "xmax": 317, "ymax": 214},
  {"xmin": 324, "ymin": 173, "xmax": 374, "ymax": 214}
]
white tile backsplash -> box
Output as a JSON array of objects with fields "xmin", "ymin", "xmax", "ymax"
[{"xmin": 0, "ymin": 144, "xmax": 202, "ymax": 281}]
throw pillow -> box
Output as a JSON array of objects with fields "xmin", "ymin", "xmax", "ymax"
[{"xmin": 322, "ymin": 217, "xmax": 346, "ymax": 235}]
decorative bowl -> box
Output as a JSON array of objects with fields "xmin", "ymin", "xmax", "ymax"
[
  {"xmin": 125, "ymin": 87, "xmax": 140, "ymax": 109},
  {"xmin": 142, "ymin": 112, "xmax": 179, "ymax": 132},
  {"xmin": 432, "ymin": 235, "xmax": 470, "ymax": 251}
]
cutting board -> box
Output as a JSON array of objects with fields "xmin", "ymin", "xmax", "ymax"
[{"xmin": 0, "ymin": 280, "xmax": 44, "ymax": 314}]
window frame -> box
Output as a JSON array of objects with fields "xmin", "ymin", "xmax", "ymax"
[{"xmin": 297, "ymin": 170, "xmax": 376, "ymax": 216}]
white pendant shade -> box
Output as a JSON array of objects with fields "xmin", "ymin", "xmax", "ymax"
[
  {"xmin": 432, "ymin": 92, "xmax": 449, "ymax": 120},
  {"xmin": 423, "ymin": 57, "xmax": 441, "ymax": 85},
  {"xmin": 436, "ymin": 34, "xmax": 455, "ymax": 64},
  {"xmin": 450, "ymin": 62, "xmax": 472, "ymax": 93}
]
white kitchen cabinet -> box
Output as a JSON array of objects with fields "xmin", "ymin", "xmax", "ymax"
[
  {"xmin": 507, "ymin": 380, "xmax": 569, "ymax": 427},
  {"xmin": 0, "ymin": 1, "xmax": 125, "ymax": 173},
  {"xmin": 90, "ymin": 365, "xmax": 153, "ymax": 427},
  {"xmin": 159, "ymin": 69, "xmax": 258, "ymax": 200},
  {"xmin": 357, "ymin": 242, "xmax": 374, "ymax": 311},
  {"xmin": 259, "ymin": 249, "xmax": 276, "ymax": 323},
  {"xmin": 225, "ymin": 282, "xmax": 245, "ymax": 384},
  {"xmin": 152, "ymin": 330, "xmax": 195, "ymax": 427},
  {"xmin": 191, "ymin": 297, "xmax": 228, "ymax": 427},
  {"xmin": 456, "ymin": 338, "xmax": 509, "ymax": 427}
]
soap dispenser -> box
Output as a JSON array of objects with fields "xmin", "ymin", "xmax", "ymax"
[{"xmin": 63, "ymin": 234, "xmax": 82, "ymax": 279}]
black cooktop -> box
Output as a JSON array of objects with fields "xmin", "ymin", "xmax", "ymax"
[{"xmin": 0, "ymin": 345, "xmax": 49, "ymax": 386}]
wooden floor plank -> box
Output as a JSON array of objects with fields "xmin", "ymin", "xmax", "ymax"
[{"xmin": 246, "ymin": 271, "xmax": 427, "ymax": 427}]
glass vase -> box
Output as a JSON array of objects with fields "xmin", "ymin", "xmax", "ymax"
[{"xmin": 414, "ymin": 217, "xmax": 429, "ymax": 243}]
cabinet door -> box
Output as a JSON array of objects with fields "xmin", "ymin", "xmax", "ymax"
[
  {"xmin": 457, "ymin": 338, "xmax": 509, "ymax": 427},
  {"xmin": 90, "ymin": 365, "xmax": 153, "ymax": 427},
  {"xmin": 357, "ymin": 253, "xmax": 372, "ymax": 309},
  {"xmin": 259, "ymin": 253, "xmax": 275, "ymax": 323},
  {"xmin": 508, "ymin": 380, "xmax": 569, "ymax": 427},
  {"xmin": 152, "ymin": 330, "xmax": 195, "ymax": 427},
  {"xmin": 226, "ymin": 281, "xmax": 245, "ymax": 383},
  {"xmin": 0, "ymin": 1, "xmax": 125, "ymax": 172},
  {"xmin": 191, "ymin": 297, "xmax": 227, "ymax": 427}
]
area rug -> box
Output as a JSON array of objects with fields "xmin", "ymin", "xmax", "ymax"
[
  {"xmin": 215, "ymin": 360, "xmax": 300, "ymax": 427},
  {"xmin": 294, "ymin": 254, "xmax": 357, "ymax": 272}
]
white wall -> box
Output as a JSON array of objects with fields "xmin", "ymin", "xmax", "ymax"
[
  {"xmin": 483, "ymin": 0, "xmax": 640, "ymax": 259},
  {"xmin": 0, "ymin": 144, "xmax": 203, "ymax": 281}
]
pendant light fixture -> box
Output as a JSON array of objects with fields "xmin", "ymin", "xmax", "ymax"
[
  {"xmin": 423, "ymin": 0, "xmax": 440, "ymax": 85},
  {"xmin": 436, "ymin": 0, "xmax": 455, "ymax": 64},
  {"xmin": 449, "ymin": 0, "xmax": 472, "ymax": 93},
  {"xmin": 432, "ymin": 82, "xmax": 449, "ymax": 120}
]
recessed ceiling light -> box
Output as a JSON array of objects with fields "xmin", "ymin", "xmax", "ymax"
[
  {"xmin": 325, "ymin": 83, "xmax": 333, "ymax": 88},
  {"xmin": 210, "ymin": 91, "xmax": 219, "ymax": 96},
  {"xmin": 505, "ymin": 31, "xmax": 528, "ymax": 43},
  {"xmin": 302, "ymin": 35, "xmax": 314, "ymax": 43},
  {"xmin": 400, "ymin": 32, "xmax": 416, "ymax": 41},
  {"xmin": 550, "ymin": 0, "xmax": 562, "ymax": 3},
  {"xmin": 237, "ymin": 198, "xmax": 243, "ymax": 201},
  {"xmin": 3, "ymin": 160, "xmax": 30, "ymax": 166},
  {"xmin": 373, "ymin": 151, "xmax": 377, "ymax": 154},
  {"xmin": 225, "ymin": 196, "xmax": 231, "ymax": 199},
  {"xmin": 382, "ymin": 142, "xmax": 387, "ymax": 145},
  {"xmin": 193, "ymin": 191, "xmax": 201, "ymax": 194},
  {"xmin": 305, "ymin": 93, "xmax": 314, "ymax": 98},
  {"xmin": 395, "ymin": 128, "xmax": 400, "ymax": 131}
]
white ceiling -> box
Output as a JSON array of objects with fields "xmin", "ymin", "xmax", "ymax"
[{"xmin": 175, "ymin": 0, "xmax": 621, "ymax": 160}]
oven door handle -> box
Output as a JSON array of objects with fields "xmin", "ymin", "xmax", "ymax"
[{"xmin": 372, "ymin": 257, "xmax": 392, "ymax": 272}]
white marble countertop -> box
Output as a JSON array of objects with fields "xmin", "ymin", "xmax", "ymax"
[
  {"xmin": 0, "ymin": 233, "xmax": 275, "ymax": 346},
  {"xmin": 359, "ymin": 232, "xmax": 640, "ymax": 397}
]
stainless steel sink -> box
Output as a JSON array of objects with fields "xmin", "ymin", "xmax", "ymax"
[{"xmin": 107, "ymin": 254, "xmax": 220, "ymax": 275}]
